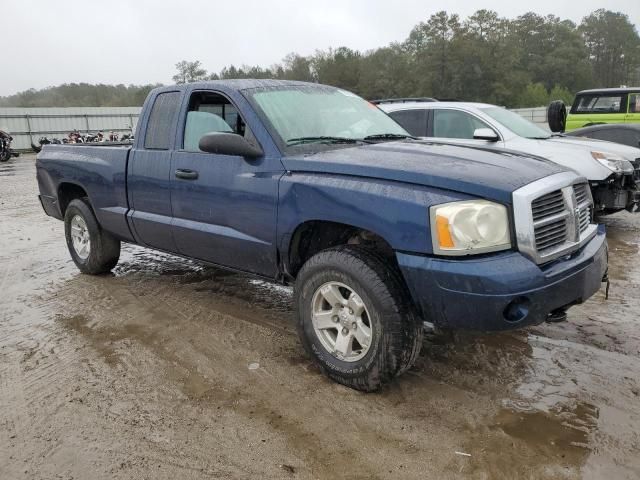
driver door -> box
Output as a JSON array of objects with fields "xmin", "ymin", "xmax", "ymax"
[{"xmin": 170, "ymin": 89, "xmax": 283, "ymax": 277}]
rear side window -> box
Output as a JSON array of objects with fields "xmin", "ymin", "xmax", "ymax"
[
  {"xmin": 571, "ymin": 94, "xmax": 624, "ymax": 114},
  {"xmin": 144, "ymin": 92, "xmax": 181, "ymax": 150},
  {"xmin": 388, "ymin": 109, "xmax": 427, "ymax": 136},
  {"xmin": 629, "ymin": 94, "xmax": 640, "ymax": 113}
]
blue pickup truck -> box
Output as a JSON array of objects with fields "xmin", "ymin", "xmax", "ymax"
[{"xmin": 37, "ymin": 80, "xmax": 608, "ymax": 391}]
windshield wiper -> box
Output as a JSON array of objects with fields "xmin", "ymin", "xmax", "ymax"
[
  {"xmin": 363, "ymin": 133, "xmax": 417, "ymax": 141},
  {"xmin": 286, "ymin": 136, "xmax": 368, "ymax": 146}
]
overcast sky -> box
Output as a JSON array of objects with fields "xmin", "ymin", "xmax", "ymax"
[{"xmin": 2, "ymin": 0, "xmax": 638, "ymax": 96}]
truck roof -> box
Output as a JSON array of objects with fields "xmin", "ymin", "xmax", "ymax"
[{"xmin": 154, "ymin": 79, "xmax": 318, "ymax": 94}]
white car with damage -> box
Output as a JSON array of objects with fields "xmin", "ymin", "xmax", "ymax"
[{"xmin": 376, "ymin": 100, "xmax": 640, "ymax": 213}]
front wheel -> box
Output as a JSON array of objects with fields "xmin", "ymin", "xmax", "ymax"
[
  {"xmin": 64, "ymin": 198, "xmax": 121, "ymax": 274},
  {"xmin": 294, "ymin": 246, "xmax": 423, "ymax": 391}
]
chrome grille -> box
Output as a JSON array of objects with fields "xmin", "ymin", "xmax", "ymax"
[
  {"xmin": 530, "ymin": 181, "xmax": 593, "ymax": 259},
  {"xmin": 534, "ymin": 217, "xmax": 567, "ymax": 252},
  {"xmin": 531, "ymin": 189, "xmax": 567, "ymax": 252},
  {"xmin": 513, "ymin": 172, "xmax": 598, "ymax": 265},
  {"xmin": 532, "ymin": 190, "xmax": 565, "ymax": 220},
  {"xmin": 573, "ymin": 183, "xmax": 592, "ymax": 234},
  {"xmin": 574, "ymin": 183, "xmax": 589, "ymax": 205}
]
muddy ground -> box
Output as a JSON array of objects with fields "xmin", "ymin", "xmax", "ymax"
[{"xmin": 1, "ymin": 154, "xmax": 639, "ymax": 480}]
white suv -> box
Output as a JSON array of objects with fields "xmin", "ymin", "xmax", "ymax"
[{"xmin": 376, "ymin": 99, "xmax": 640, "ymax": 214}]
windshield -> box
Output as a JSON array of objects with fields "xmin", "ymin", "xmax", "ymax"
[
  {"xmin": 245, "ymin": 85, "xmax": 408, "ymax": 148},
  {"xmin": 480, "ymin": 107, "xmax": 551, "ymax": 139}
]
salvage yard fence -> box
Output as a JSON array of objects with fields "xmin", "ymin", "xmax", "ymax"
[
  {"xmin": 0, "ymin": 106, "xmax": 549, "ymax": 152},
  {"xmin": 510, "ymin": 106, "xmax": 548, "ymax": 128},
  {"xmin": 0, "ymin": 107, "xmax": 141, "ymax": 151}
]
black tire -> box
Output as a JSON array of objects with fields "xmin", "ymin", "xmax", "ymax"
[
  {"xmin": 0, "ymin": 149, "xmax": 9, "ymax": 162},
  {"xmin": 64, "ymin": 198, "xmax": 120, "ymax": 274},
  {"xmin": 294, "ymin": 245, "xmax": 423, "ymax": 392},
  {"xmin": 547, "ymin": 100, "xmax": 567, "ymax": 133}
]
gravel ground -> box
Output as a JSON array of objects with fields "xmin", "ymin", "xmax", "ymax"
[{"xmin": 1, "ymin": 154, "xmax": 639, "ymax": 479}]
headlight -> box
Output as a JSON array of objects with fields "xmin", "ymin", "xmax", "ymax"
[
  {"xmin": 430, "ymin": 200, "xmax": 511, "ymax": 255},
  {"xmin": 591, "ymin": 151, "xmax": 634, "ymax": 174}
]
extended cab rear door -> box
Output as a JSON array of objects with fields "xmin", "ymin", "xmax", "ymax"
[
  {"xmin": 127, "ymin": 90, "xmax": 183, "ymax": 252},
  {"xmin": 169, "ymin": 87, "xmax": 284, "ymax": 277}
]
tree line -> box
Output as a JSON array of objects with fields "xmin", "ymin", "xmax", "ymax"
[
  {"xmin": 0, "ymin": 83, "xmax": 161, "ymax": 108},
  {"xmin": 2, "ymin": 9, "xmax": 638, "ymax": 108}
]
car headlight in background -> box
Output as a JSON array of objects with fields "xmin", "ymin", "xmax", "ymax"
[
  {"xmin": 591, "ymin": 151, "xmax": 634, "ymax": 174},
  {"xmin": 430, "ymin": 200, "xmax": 511, "ymax": 255}
]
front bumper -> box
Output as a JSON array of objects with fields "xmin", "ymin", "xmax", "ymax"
[{"xmin": 397, "ymin": 226, "xmax": 608, "ymax": 331}]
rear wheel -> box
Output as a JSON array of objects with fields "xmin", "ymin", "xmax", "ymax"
[
  {"xmin": 294, "ymin": 246, "xmax": 423, "ymax": 391},
  {"xmin": 64, "ymin": 199, "xmax": 120, "ymax": 274}
]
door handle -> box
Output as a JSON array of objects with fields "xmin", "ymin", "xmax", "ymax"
[{"xmin": 175, "ymin": 169, "xmax": 199, "ymax": 180}]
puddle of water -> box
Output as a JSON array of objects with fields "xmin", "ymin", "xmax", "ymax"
[
  {"xmin": 463, "ymin": 402, "xmax": 599, "ymax": 476},
  {"xmin": 495, "ymin": 402, "xmax": 597, "ymax": 450}
]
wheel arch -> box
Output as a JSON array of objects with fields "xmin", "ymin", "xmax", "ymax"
[
  {"xmin": 284, "ymin": 219, "xmax": 398, "ymax": 279},
  {"xmin": 57, "ymin": 181, "xmax": 90, "ymax": 216}
]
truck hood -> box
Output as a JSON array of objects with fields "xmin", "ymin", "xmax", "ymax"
[{"xmin": 281, "ymin": 141, "xmax": 566, "ymax": 204}]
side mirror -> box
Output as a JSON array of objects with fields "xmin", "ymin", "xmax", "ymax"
[
  {"xmin": 198, "ymin": 132, "xmax": 263, "ymax": 158},
  {"xmin": 473, "ymin": 128, "xmax": 500, "ymax": 142}
]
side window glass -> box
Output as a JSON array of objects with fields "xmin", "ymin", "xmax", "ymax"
[
  {"xmin": 183, "ymin": 92, "xmax": 252, "ymax": 152},
  {"xmin": 433, "ymin": 110, "xmax": 490, "ymax": 139},
  {"xmin": 144, "ymin": 92, "xmax": 181, "ymax": 150},
  {"xmin": 629, "ymin": 94, "xmax": 640, "ymax": 114},
  {"xmin": 388, "ymin": 109, "xmax": 427, "ymax": 136},
  {"xmin": 575, "ymin": 95, "xmax": 623, "ymax": 114}
]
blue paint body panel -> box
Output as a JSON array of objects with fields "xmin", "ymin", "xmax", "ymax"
[
  {"xmin": 397, "ymin": 227, "xmax": 608, "ymax": 330},
  {"xmin": 35, "ymin": 80, "xmax": 607, "ymax": 332},
  {"xmin": 35, "ymin": 144, "xmax": 135, "ymax": 242}
]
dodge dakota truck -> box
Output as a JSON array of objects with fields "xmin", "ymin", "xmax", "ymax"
[{"xmin": 36, "ymin": 80, "xmax": 608, "ymax": 391}]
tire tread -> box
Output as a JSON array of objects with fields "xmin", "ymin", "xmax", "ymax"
[{"xmin": 295, "ymin": 245, "xmax": 423, "ymax": 391}]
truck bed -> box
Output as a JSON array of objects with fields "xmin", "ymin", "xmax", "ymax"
[{"xmin": 36, "ymin": 144, "xmax": 135, "ymax": 242}]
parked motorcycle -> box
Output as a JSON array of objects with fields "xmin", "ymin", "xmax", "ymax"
[
  {"xmin": 67, "ymin": 130, "xmax": 83, "ymax": 144},
  {"xmin": 32, "ymin": 129, "xmax": 131, "ymax": 153},
  {"xmin": 0, "ymin": 129, "xmax": 20, "ymax": 162},
  {"xmin": 32, "ymin": 136, "xmax": 63, "ymax": 153}
]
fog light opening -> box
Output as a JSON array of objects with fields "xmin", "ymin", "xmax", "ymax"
[{"xmin": 503, "ymin": 297, "xmax": 531, "ymax": 323}]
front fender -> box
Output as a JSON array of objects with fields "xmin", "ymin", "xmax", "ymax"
[{"xmin": 277, "ymin": 173, "xmax": 475, "ymax": 255}]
